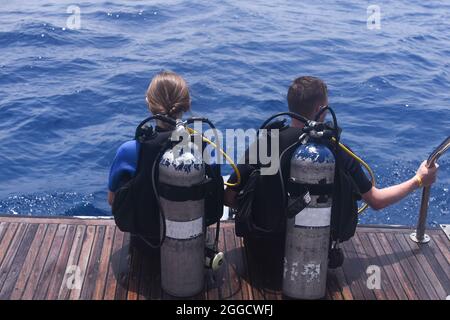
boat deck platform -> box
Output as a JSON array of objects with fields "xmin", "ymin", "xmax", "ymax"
[{"xmin": 0, "ymin": 215, "xmax": 449, "ymax": 300}]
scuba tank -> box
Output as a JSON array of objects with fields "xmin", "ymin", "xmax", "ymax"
[
  {"xmin": 154, "ymin": 117, "xmax": 224, "ymax": 297},
  {"xmin": 257, "ymin": 109, "xmax": 346, "ymax": 299},
  {"xmin": 284, "ymin": 138, "xmax": 335, "ymax": 299},
  {"xmin": 158, "ymin": 122, "xmax": 206, "ymax": 297}
]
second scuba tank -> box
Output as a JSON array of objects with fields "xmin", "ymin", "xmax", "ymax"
[
  {"xmin": 283, "ymin": 140, "xmax": 335, "ymax": 299},
  {"xmin": 158, "ymin": 124, "xmax": 206, "ymax": 297}
]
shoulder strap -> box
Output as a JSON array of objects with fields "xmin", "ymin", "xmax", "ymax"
[{"xmin": 136, "ymin": 131, "xmax": 172, "ymax": 173}]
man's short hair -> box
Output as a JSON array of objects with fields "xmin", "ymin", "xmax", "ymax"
[{"xmin": 287, "ymin": 76, "xmax": 328, "ymax": 118}]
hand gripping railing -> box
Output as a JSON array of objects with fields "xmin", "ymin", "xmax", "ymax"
[{"xmin": 410, "ymin": 136, "xmax": 450, "ymax": 244}]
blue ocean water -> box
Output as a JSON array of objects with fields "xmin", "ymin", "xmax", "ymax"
[{"xmin": 0, "ymin": 0, "xmax": 449, "ymax": 226}]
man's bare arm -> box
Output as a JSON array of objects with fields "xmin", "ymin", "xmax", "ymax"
[
  {"xmin": 362, "ymin": 160, "xmax": 438, "ymax": 210},
  {"xmin": 224, "ymin": 161, "xmax": 439, "ymax": 212}
]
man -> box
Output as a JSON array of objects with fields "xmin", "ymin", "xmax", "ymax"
[{"xmin": 224, "ymin": 76, "xmax": 438, "ymax": 286}]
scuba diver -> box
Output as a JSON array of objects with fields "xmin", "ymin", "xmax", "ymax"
[
  {"xmin": 107, "ymin": 71, "xmax": 192, "ymax": 248},
  {"xmin": 224, "ymin": 76, "xmax": 439, "ymax": 288},
  {"xmin": 108, "ymin": 71, "xmax": 223, "ymax": 248},
  {"xmin": 107, "ymin": 71, "xmax": 227, "ymax": 297},
  {"xmin": 108, "ymin": 70, "xmax": 191, "ymax": 206}
]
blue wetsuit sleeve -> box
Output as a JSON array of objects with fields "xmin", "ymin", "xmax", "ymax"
[{"xmin": 108, "ymin": 141, "xmax": 140, "ymax": 192}]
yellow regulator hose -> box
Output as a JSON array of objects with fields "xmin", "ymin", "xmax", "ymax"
[
  {"xmin": 187, "ymin": 127, "xmax": 241, "ymax": 187},
  {"xmin": 332, "ymin": 137, "xmax": 376, "ymax": 214}
]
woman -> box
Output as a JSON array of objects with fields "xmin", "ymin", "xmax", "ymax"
[{"xmin": 108, "ymin": 71, "xmax": 191, "ymax": 205}]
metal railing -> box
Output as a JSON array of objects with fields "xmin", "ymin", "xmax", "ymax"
[{"xmin": 410, "ymin": 136, "xmax": 450, "ymax": 244}]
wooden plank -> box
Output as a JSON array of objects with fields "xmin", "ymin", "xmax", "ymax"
[
  {"xmin": 330, "ymin": 267, "xmax": 353, "ymax": 300},
  {"xmin": 0, "ymin": 223, "xmax": 19, "ymax": 267},
  {"xmin": 0, "ymin": 223, "xmax": 28, "ymax": 291},
  {"xmin": 57, "ymin": 225, "xmax": 86, "ymax": 300},
  {"xmin": 419, "ymin": 235, "xmax": 450, "ymax": 295},
  {"xmin": 376, "ymin": 233, "xmax": 419, "ymax": 300},
  {"xmin": 351, "ymin": 233, "xmax": 388, "ymax": 300},
  {"xmin": 340, "ymin": 238, "xmax": 373, "ymax": 300},
  {"xmin": 393, "ymin": 233, "xmax": 439, "ymax": 300},
  {"xmin": 0, "ymin": 222, "xmax": 8, "ymax": 243},
  {"xmin": 223, "ymin": 226, "xmax": 244, "ymax": 300},
  {"xmin": 401, "ymin": 234, "xmax": 448, "ymax": 300},
  {"xmin": 0, "ymin": 216, "xmax": 114, "ymax": 226},
  {"xmin": 103, "ymin": 228, "xmax": 123, "ymax": 300},
  {"xmin": 114, "ymin": 232, "xmax": 131, "ymax": 300},
  {"xmin": 21, "ymin": 223, "xmax": 58, "ymax": 300},
  {"xmin": 10, "ymin": 224, "xmax": 48, "ymax": 299},
  {"xmin": 32, "ymin": 224, "xmax": 68, "ymax": 299},
  {"xmin": 127, "ymin": 245, "xmax": 142, "ymax": 300},
  {"xmin": 433, "ymin": 235, "xmax": 450, "ymax": 265},
  {"xmin": 0, "ymin": 224, "xmax": 39, "ymax": 299},
  {"xmin": 92, "ymin": 225, "xmax": 115, "ymax": 300},
  {"xmin": 363, "ymin": 232, "xmax": 407, "ymax": 299},
  {"xmin": 45, "ymin": 224, "xmax": 77, "ymax": 300},
  {"xmin": 383, "ymin": 232, "xmax": 430, "ymax": 300},
  {"xmin": 80, "ymin": 225, "xmax": 107, "ymax": 300},
  {"xmin": 69, "ymin": 225, "xmax": 96, "ymax": 300}
]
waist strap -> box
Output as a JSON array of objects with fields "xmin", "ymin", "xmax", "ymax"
[
  {"xmin": 287, "ymin": 180, "xmax": 334, "ymax": 197},
  {"xmin": 158, "ymin": 179, "xmax": 212, "ymax": 202}
]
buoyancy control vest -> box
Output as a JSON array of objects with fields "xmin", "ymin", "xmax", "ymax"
[
  {"xmin": 235, "ymin": 118, "xmax": 363, "ymax": 244},
  {"xmin": 112, "ymin": 119, "xmax": 224, "ymax": 244},
  {"xmin": 235, "ymin": 123, "xmax": 301, "ymax": 238}
]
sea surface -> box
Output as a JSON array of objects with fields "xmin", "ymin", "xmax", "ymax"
[{"xmin": 0, "ymin": 0, "xmax": 449, "ymax": 226}]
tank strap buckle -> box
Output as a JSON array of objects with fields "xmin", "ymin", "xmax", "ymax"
[{"xmin": 286, "ymin": 191, "xmax": 311, "ymax": 218}]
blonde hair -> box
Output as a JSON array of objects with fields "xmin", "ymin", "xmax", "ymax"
[{"xmin": 146, "ymin": 71, "xmax": 191, "ymax": 119}]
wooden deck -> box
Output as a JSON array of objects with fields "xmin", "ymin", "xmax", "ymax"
[{"xmin": 0, "ymin": 215, "xmax": 449, "ymax": 300}]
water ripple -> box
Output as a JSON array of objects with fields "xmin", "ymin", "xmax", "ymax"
[{"xmin": 0, "ymin": 0, "xmax": 448, "ymax": 223}]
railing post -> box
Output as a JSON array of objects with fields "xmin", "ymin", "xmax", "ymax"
[
  {"xmin": 410, "ymin": 187, "xmax": 431, "ymax": 243},
  {"xmin": 409, "ymin": 135, "xmax": 450, "ymax": 244}
]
